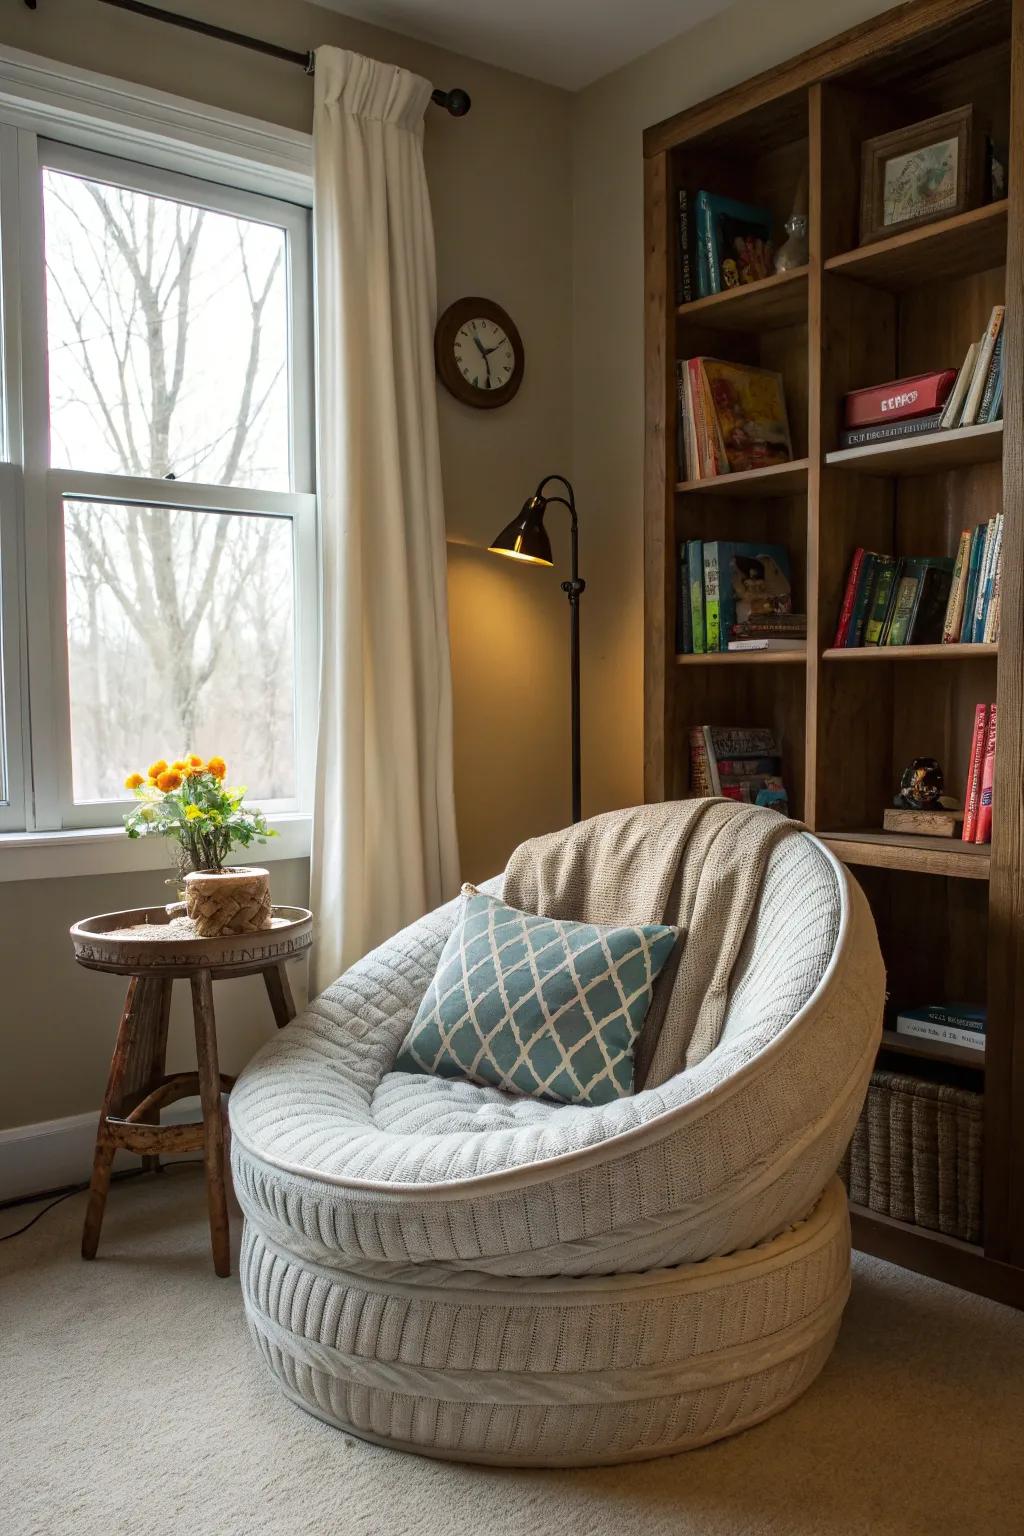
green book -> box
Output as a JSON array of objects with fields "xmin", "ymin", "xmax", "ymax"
[
  {"xmin": 863, "ymin": 556, "xmax": 899, "ymax": 646},
  {"xmin": 703, "ymin": 542, "xmax": 722, "ymax": 651},
  {"xmin": 885, "ymin": 558, "xmax": 933, "ymax": 646},
  {"xmin": 687, "ymin": 540, "xmax": 705, "ymax": 654}
]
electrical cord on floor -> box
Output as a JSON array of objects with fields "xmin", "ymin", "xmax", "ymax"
[{"xmin": 0, "ymin": 1160, "xmax": 204, "ymax": 1242}]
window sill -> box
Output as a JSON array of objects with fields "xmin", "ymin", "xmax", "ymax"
[{"xmin": 0, "ymin": 812, "xmax": 312, "ymax": 883}]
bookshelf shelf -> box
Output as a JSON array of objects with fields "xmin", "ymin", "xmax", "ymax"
[
  {"xmin": 677, "ymin": 266, "xmax": 808, "ymax": 331},
  {"xmin": 821, "ymin": 643, "xmax": 998, "ymax": 662},
  {"xmin": 879, "ymin": 1027, "xmax": 985, "ymax": 1070},
  {"xmin": 675, "ymin": 648, "xmax": 806, "ymax": 666},
  {"xmin": 675, "ymin": 457, "xmax": 809, "ymax": 496},
  {"xmin": 818, "ymin": 830, "xmax": 990, "ymax": 881},
  {"xmin": 824, "ymin": 201, "xmax": 1009, "ymax": 291},
  {"xmin": 646, "ymin": 0, "xmax": 1021, "ymax": 1304},
  {"xmin": 825, "ymin": 422, "xmax": 1003, "ymax": 475}
]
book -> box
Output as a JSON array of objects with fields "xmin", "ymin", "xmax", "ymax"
[
  {"xmin": 707, "ymin": 727, "xmax": 779, "ymax": 757},
  {"xmin": 694, "ymin": 191, "xmax": 773, "ymax": 296},
  {"xmin": 906, "ymin": 562, "xmax": 955, "ymax": 645},
  {"xmin": 731, "ymin": 613, "xmax": 807, "ymax": 639},
  {"xmin": 675, "ymin": 360, "xmax": 689, "ymax": 480},
  {"xmin": 843, "ymin": 370, "xmax": 957, "ymax": 429},
  {"xmin": 978, "ymin": 331, "xmax": 1003, "ymax": 423},
  {"xmin": 978, "ymin": 515, "xmax": 1003, "ymax": 644},
  {"xmin": 676, "ymin": 543, "xmax": 693, "ymax": 653},
  {"xmin": 706, "ymin": 542, "xmax": 792, "ymax": 649},
  {"xmin": 838, "ymin": 411, "xmax": 945, "ymax": 450},
  {"xmin": 941, "ymin": 529, "xmax": 972, "ymax": 643},
  {"xmin": 863, "ymin": 556, "xmax": 899, "ymax": 646},
  {"xmin": 959, "ymin": 525, "xmax": 987, "ymax": 644},
  {"xmin": 846, "ymin": 552, "xmax": 883, "ymax": 647},
  {"xmin": 940, "ymin": 341, "xmax": 979, "ymax": 428},
  {"xmin": 963, "ymin": 703, "xmax": 989, "ymax": 842},
  {"xmin": 962, "ymin": 305, "xmax": 1005, "ymax": 425},
  {"xmin": 688, "ymin": 726, "xmax": 714, "ymax": 795},
  {"xmin": 834, "ymin": 548, "xmax": 866, "ymax": 647},
  {"xmin": 969, "ymin": 519, "xmax": 997, "ymax": 643},
  {"xmin": 986, "ymin": 532, "xmax": 1004, "ymax": 645},
  {"xmin": 885, "ymin": 565, "xmax": 924, "ymax": 647},
  {"xmin": 895, "ymin": 1013, "xmax": 986, "ymax": 1053},
  {"xmin": 716, "ymin": 756, "xmax": 783, "ymax": 776},
  {"xmin": 675, "ymin": 187, "xmax": 694, "ymax": 306},
  {"xmin": 687, "ymin": 539, "xmax": 705, "ymax": 655},
  {"xmin": 703, "ymin": 544, "xmax": 722, "ymax": 652},
  {"xmin": 698, "ymin": 359, "xmax": 792, "ymax": 473},
  {"xmin": 896, "ymin": 1003, "xmax": 986, "ymax": 1035},
  {"xmin": 727, "ymin": 638, "xmax": 805, "ymax": 652},
  {"xmin": 975, "ymin": 703, "xmax": 997, "ymax": 845}
]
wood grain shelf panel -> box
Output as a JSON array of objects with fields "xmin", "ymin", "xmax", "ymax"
[
  {"xmin": 677, "ymin": 266, "xmax": 808, "ymax": 331},
  {"xmin": 675, "ymin": 648, "xmax": 806, "ymax": 666},
  {"xmin": 879, "ymin": 1027, "xmax": 985, "ymax": 1070},
  {"xmin": 821, "ymin": 643, "xmax": 997, "ymax": 662},
  {"xmin": 675, "ymin": 458, "xmax": 809, "ymax": 496},
  {"xmin": 851, "ymin": 1205, "xmax": 1024, "ymax": 1310},
  {"xmin": 819, "ymin": 829, "xmax": 991, "ymax": 880},
  {"xmin": 825, "ymin": 421, "xmax": 1003, "ymax": 475},
  {"xmin": 824, "ymin": 201, "xmax": 1009, "ymax": 290}
]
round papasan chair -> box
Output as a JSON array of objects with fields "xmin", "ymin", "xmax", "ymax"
[{"xmin": 230, "ymin": 802, "xmax": 885, "ymax": 1466}]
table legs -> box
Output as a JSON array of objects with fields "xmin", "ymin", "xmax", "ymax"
[
  {"xmin": 190, "ymin": 969, "xmax": 230, "ymax": 1279},
  {"xmin": 262, "ymin": 961, "xmax": 297, "ymax": 1028}
]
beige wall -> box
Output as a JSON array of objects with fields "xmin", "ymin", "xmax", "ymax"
[
  {"xmin": 0, "ymin": 0, "xmax": 572, "ymax": 1131},
  {"xmin": 570, "ymin": 0, "xmax": 901, "ymax": 817}
]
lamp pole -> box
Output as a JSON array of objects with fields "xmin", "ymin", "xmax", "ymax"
[{"xmin": 536, "ymin": 476, "xmax": 585, "ymax": 823}]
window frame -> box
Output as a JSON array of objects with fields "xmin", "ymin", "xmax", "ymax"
[{"xmin": 0, "ymin": 117, "xmax": 317, "ymax": 834}]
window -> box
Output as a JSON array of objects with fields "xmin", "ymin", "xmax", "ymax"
[{"xmin": 0, "ymin": 132, "xmax": 315, "ymax": 833}]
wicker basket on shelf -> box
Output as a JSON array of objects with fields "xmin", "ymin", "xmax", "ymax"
[{"xmin": 838, "ymin": 1068, "xmax": 983, "ymax": 1245}]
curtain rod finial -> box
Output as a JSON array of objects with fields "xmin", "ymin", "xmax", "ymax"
[{"xmin": 431, "ymin": 87, "xmax": 471, "ymax": 117}]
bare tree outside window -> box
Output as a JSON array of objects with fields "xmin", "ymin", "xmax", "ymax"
[{"xmin": 43, "ymin": 169, "xmax": 297, "ymax": 802}]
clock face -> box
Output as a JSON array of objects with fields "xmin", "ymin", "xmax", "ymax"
[
  {"xmin": 453, "ymin": 316, "xmax": 515, "ymax": 394},
  {"xmin": 435, "ymin": 298, "xmax": 524, "ymax": 409}
]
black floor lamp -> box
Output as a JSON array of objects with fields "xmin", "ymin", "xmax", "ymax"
[{"xmin": 489, "ymin": 475, "xmax": 585, "ymax": 823}]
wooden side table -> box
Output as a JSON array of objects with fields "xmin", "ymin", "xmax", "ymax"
[{"xmin": 70, "ymin": 905, "xmax": 313, "ymax": 1277}]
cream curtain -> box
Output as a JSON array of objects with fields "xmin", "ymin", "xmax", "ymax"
[{"xmin": 309, "ymin": 47, "xmax": 460, "ymax": 992}]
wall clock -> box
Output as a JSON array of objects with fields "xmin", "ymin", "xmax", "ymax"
[{"xmin": 434, "ymin": 297, "xmax": 524, "ymax": 409}]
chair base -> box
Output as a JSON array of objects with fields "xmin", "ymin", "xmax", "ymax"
[{"xmin": 240, "ymin": 1177, "xmax": 850, "ymax": 1467}]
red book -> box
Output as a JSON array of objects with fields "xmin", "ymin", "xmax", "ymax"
[
  {"xmin": 963, "ymin": 703, "xmax": 989, "ymax": 842},
  {"xmin": 975, "ymin": 704, "xmax": 998, "ymax": 845},
  {"xmin": 844, "ymin": 370, "xmax": 957, "ymax": 429},
  {"xmin": 833, "ymin": 548, "xmax": 865, "ymax": 647}
]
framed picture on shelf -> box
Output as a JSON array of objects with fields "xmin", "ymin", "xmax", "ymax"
[{"xmin": 859, "ymin": 106, "xmax": 983, "ymax": 245}]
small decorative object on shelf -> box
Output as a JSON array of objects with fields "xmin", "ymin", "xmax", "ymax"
[
  {"xmin": 859, "ymin": 104, "xmax": 983, "ymax": 245},
  {"xmin": 896, "ymin": 757, "xmax": 945, "ymax": 809},
  {"xmin": 123, "ymin": 754, "xmax": 277, "ymax": 936},
  {"xmin": 774, "ymin": 171, "xmax": 809, "ymax": 273},
  {"xmin": 884, "ymin": 758, "xmax": 964, "ymax": 837}
]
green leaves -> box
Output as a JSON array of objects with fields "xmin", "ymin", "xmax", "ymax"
[{"xmin": 122, "ymin": 762, "xmax": 277, "ymax": 872}]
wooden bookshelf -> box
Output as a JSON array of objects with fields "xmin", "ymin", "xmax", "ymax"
[
  {"xmin": 644, "ymin": 0, "xmax": 1024, "ymax": 1308},
  {"xmin": 879, "ymin": 1027, "xmax": 985, "ymax": 1070}
]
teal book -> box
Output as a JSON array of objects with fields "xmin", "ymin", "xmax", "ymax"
[
  {"xmin": 687, "ymin": 539, "xmax": 705, "ymax": 654},
  {"xmin": 960, "ymin": 525, "xmax": 986, "ymax": 643},
  {"xmin": 707, "ymin": 542, "xmax": 792, "ymax": 646},
  {"xmin": 693, "ymin": 191, "xmax": 774, "ymax": 297}
]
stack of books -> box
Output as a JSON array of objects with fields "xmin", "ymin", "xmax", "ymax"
[
  {"xmin": 676, "ymin": 190, "xmax": 774, "ymax": 304},
  {"xmin": 963, "ymin": 702, "xmax": 997, "ymax": 845},
  {"xmin": 678, "ymin": 541, "xmax": 798, "ymax": 654},
  {"xmin": 834, "ymin": 527, "xmax": 1002, "ymax": 649},
  {"xmin": 837, "ymin": 306, "xmax": 1004, "ymax": 450},
  {"xmin": 688, "ymin": 726, "xmax": 788, "ymax": 812},
  {"xmin": 894, "ymin": 1004, "xmax": 986, "ymax": 1055},
  {"xmin": 676, "ymin": 358, "xmax": 792, "ymax": 481},
  {"xmin": 942, "ymin": 517, "xmax": 1003, "ymax": 644}
]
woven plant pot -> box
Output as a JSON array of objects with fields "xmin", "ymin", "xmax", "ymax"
[{"xmin": 184, "ymin": 866, "xmax": 272, "ymax": 938}]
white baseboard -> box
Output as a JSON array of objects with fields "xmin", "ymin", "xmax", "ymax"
[{"xmin": 0, "ymin": 1101, "xmax": 202, "ymax": 1204}]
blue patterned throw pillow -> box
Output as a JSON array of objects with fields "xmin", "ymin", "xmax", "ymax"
[{"xmin": 394, "ymin": 885, "xmax": 678, "ymax": 1107}]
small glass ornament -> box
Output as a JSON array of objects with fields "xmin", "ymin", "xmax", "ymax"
[{"xmin": 774, "ymin": 214, "xmax": 809, "ymax": 273}]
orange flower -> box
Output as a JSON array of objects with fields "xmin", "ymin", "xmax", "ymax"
[
  {"xmin": 206, "ymin": 756, "xmax": 227, "ymax": 780},
  {"xmin": 170, "ymin": 758, "xmax": 190, "ymax": 772},
  {"xmin": 124, "ymin": 772, "xmax": 145, "ymax": 790},
  {"xmin": 188, "ymin": 754, "xmax": 204, "ymax": 768},
  {"xmin": 156, "ymin": 768, "xmax": 183, "ymax": 792},
  {"xmin": 147, "ymin": 759, "xmax": 168, "ymax": 779},
  {"xmin": 145, "ymin": 776, "xmax": 159, "ymax": 787}
]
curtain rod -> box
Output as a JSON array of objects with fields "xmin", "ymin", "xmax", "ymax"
[{"xmin": 22, "ymin": 0, "xmax": 472, "ymax": 116}]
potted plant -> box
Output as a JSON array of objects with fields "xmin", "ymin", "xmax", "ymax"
[{"xmin": 124, "ymin": 755, "xmax": 277, "ymax": 937}]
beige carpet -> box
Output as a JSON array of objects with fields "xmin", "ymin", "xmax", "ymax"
[{"xmin": 3, "ymin": 1167, "xmax": 1023, "ymax": 1536}]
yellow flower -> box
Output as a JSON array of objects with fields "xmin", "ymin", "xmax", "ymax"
[
  {"xmin": 123, "ymin": 772, "xmax": 145, "ymax": 790},
  {"xmin": 147, "ymin": 759, "xmax": 168, "ymax": 779},
  {"xmin": 171, "ymin": 759, "xmax": 190, "ymax": 772},
  {"xmin": 184, "ymin": 804, "xmax": 203, "ymax": 821},
  {"xmin": 145, "ymin": 776, "xmax": 159, "ymax": 787},
  {"xmin": 156, "ymin": 768, "xmax": 183, "ymax": 791},
  {"xmin": 188, "ymin": 754, "xmax": 204, "ymax": 768},
  {"xmin": 206, "ymin": 756, "xmax": 227, "ymax": 780}
]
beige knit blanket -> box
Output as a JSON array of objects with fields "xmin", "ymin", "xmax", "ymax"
[{"xmin": 504, "ymin": 799, "xmax": 800, "ymax": 1088}]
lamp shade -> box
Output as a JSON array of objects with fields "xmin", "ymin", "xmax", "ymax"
[{"xmin": 488, "ymin": 496, "xmax": 553, "ymax": 566}]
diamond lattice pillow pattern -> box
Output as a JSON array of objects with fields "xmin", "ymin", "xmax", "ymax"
[{"xmin": 394, "ymin": 885, "xmax": 679, "ymax": 1106}]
